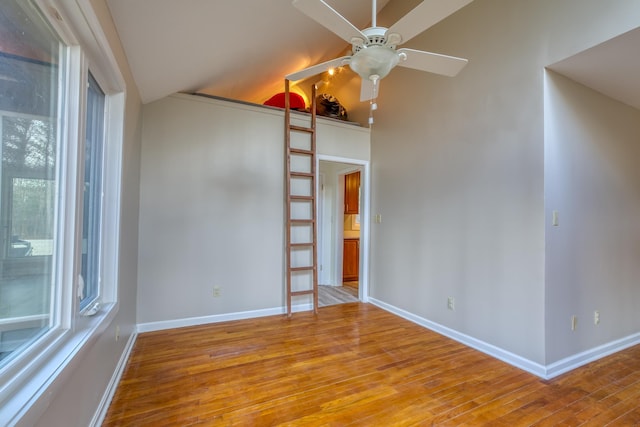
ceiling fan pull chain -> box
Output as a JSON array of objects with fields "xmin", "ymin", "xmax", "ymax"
[{"xmin": 368, "ymin": 75, "xmax": 379, "ymax": 125}]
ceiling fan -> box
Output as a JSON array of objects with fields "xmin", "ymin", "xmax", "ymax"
[{"xmin": 286, "ymin": 0, "xmax": 474, "ymax": 118}]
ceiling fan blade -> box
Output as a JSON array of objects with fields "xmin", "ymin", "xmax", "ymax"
[
  {"xmin": 397, "ymin": 48, "xmax": 468, "ymax": 77},
  {"xmin": 386, "ymin": 0, "xmax": 474, "ymax": 44},
  {"xmin": 292, "ymin": 0, "xmax": 367, "ymax": 43},
  {"xmin": 286, "ymin": 56, "xmax": 351, "ymax": 81}
]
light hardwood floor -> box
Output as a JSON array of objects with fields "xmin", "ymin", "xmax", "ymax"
[
  {"xmin": 103, "ymin": 303, "xmax": 640, "ymax": 426},
  {"xmin": 318, "ymin": 285, "xmax": 358, "ymax": 306}
]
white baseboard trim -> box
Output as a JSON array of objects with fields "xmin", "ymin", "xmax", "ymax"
[
  {"xmin": 369, "ymin": 298, "xmax": 640, "ymax": 380},
  {"xmin": 137, "ymin": 303, "xmax": 313, "ymax": 333},
  {"xmin": 368, "ymin": 298, "xmax": 547, "ymax": 378},
  {"xmin": 90, "ymin": 330, "xmax": 138, "ymax": 427},
  {"xmin": 544, "ymin": 332, "xmax": 640, "ymax": 379}
]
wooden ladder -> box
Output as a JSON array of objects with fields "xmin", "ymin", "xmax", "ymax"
[{"xmin": 284, "ymin": 79, "xmax": 318, "ymax": 316}]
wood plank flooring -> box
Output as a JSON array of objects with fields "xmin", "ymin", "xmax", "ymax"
[
  {"xmin": 318, "ymin": 285, "xmax": 358, "ymax": 306},
  {"xmin": 103, "ymin": 303, "xmax": 640, "ymax": 426}
]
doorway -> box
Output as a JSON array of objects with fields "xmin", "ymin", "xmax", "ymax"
[
  {"xmin": 317, "ymin": 156, "xmax": 369, "ymax": 306},
  {"xmin": 342, "ymin": 169, "xmax": 360, "ymax": 296}
]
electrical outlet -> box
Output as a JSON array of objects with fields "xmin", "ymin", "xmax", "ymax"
[
  {"xmin": 115, "ymin": 325, "xmax": 120, "ymax": 342},
  {"xmin": 447, "ymin": 296, "xmax": 455, "ymax": 311},
  {"xmin": 213, "ymin": 286, "xmax": 221, "ymax": 297},
  {"xmin": 571, "ymin": 315, "xmax": 577, "ymax": 331},
  {"xmin": 594, "ymin": 310, "xmax": 600, "ymax": 325}
]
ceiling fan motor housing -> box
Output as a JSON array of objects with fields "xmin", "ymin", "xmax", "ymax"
[
  {"xmin": 350, "ymin": 27, "xmax": 401, "ymax": 81},
  {"xmin": 351, "ymin": 27, "xmax": 398, "ymax": 52}
]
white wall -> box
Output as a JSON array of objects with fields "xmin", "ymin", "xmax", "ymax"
[
  {"xmin": 369, "ymin": 0, "xmax": 640, "ymax": 366},
  {"xmin": 544, "ymin": 71, "xmax": 640, "ymax": 363},
  {"xmin": 32, "ymin": 0, "xmax": 142, "ymax": 425},
  {"xmin": 137, "ymin": 95, "xmax": 369, "ymax": 325}
]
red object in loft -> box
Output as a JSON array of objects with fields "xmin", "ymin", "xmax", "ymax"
[{"xmin": 263, "ymin": 92, "xmax": 306, "ymax": 110}]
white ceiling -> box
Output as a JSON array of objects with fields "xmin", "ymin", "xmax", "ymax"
[
  {"xmin": 106, "ymin": 0, "xmax": 391, "ymax": 104},
  {"xmin": 106, "ymin": 1, "xmax": 640, "ymax": 111}
]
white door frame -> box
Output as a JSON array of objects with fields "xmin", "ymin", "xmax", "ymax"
[
  {"xmin": 317, "ymin": 155, "xmax": 370, "ymax": 303},
  {"xmin": 317, "ymin": 172, "xmax": 329, "ymax": 285}
]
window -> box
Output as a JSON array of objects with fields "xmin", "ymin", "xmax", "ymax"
[
  {"xmin": 0, "ymin": 0, "xmax": 124, "ymax": 422},
  {"xmin": 80, "ymin": 73, "xmax": 105, "ymax": 310},
  {"xmin": 0, "ymin": 0, "xmax": 62, "ymax": 369}
]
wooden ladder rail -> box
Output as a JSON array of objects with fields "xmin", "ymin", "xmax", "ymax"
[{"xmin": 284, "ymin": 79, "xmax": 318, "ymax": 317}]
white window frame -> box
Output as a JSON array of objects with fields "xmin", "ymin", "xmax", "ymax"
[
  {"xmin": 0, "ymin": 0, "xmax": 124, "ymax": 424},
  {"xmin": 78, "ymin": 71, "xmax": 105, "ymax": 311}
]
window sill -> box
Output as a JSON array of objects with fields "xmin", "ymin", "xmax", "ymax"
[{"xmin": 0, "ymin": 302, "xmax": 118, "ymax": 426}]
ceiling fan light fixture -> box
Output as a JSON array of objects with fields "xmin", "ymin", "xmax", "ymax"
[{"xmin": 349, "ymin": 45, "xmax": 399, "ymax": 81}]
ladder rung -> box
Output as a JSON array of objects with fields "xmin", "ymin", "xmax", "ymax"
[
  {"xmin": 290, "ymin": 171, "xmax": 314, "ymax": 178},
  {"xmin": 290, "ymin": 219, "xmax": 314, "ymax": 224},
  {"xmin": 289, "ymin": 125, "xmax": 314, "ymax": 133},
  {"xmin": 290, "ymin": 266, "xmax": 315, "ymax": 272},
  {"xmin": 290, "ymin": 148, "xmax": 314, "ymax": 155},
  {"xmin": 290, "ymin": 242, "xmax": 313, "ymax": 248},
  {"xmin": 290, "ymin": 195, "xmax": 313, "ymax": 201},
  {"xmin": 291, "ymin": 290, "xmax": 315, "ymax": 297}
]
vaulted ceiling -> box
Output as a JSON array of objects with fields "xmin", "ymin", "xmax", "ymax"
[
  {"xmin": 548, "ymin": 27, "xmax": 640, "ymax": 111},
  {"xmin": 106, "ymin": 0, "xmax": 392, "ymax": 105},
  {"xmin": 106, "ymin": 0, "xmax": 640, "ymax": 113}
]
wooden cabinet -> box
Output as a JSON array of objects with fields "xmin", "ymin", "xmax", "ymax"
[
  {"xmin": 343, "ymin": 238, "xmax": 359, "ymax": 282},
  {"xmin": 344, "ymin": 171, "xmax": 360, "ymax": 214}
]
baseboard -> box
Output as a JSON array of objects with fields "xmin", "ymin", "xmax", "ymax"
[
  {"xmin": 368, "ymin": 298, "xmax": 547, "ymax": 378},
  {"xmin": 544, "ymin": 332, "xmax": 640, "ymax": 379},
  {"xmin": 369, "ymin": 298, "xmax": 640, "ymax": 380},
  {"xmin": 137, "ymin": 303, "xmax": 313, "ymax": 333},
  {"xmin": 90, "ymin": 330, "xmax": 138, "ymax": 427}
]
